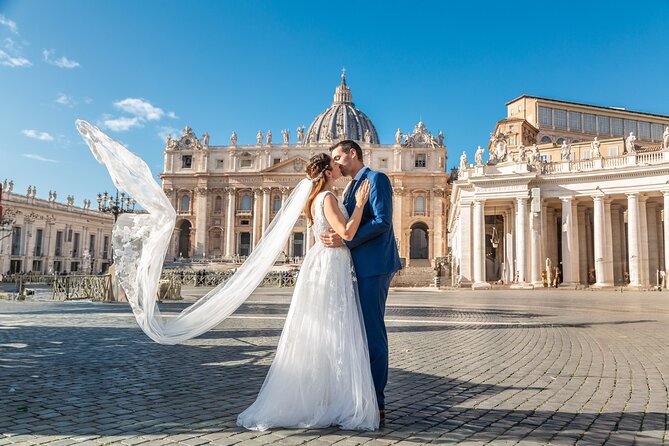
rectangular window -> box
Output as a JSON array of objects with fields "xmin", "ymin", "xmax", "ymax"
[
  {"xmin": 554, "ymin": 109, "xmax": 567, "ymax": 129},
  {"xmin": 89, "ymin": 234, "xmax": 96, "ymax": 258},
  {"xmin": 608, "ymin": 146, "xmax": 619, "ymax": 157},
  {"xmin": 11, "ymin": 227, "xmax": 21, "ymax": 256},
  {"xmin": 71, "ymin": 262, "xmax": 79, "ymax": 272},
  {"xmin": 638, "ymin": 121, "xmax": 651, "ymax": 140},
  {"xmin": 414, "ymin": 153, "xmax": 426, "ymax": 168},
  {"xmin": 538, "ymin": 106, "xmax": 553, "ymax": 127},
  {"xmin": 581, "ymin": 150, "xmax": 592, "ymax": 160},
  {"xmin": 540, "ymin": 154, "xmax": 551, "ymax": 163},
  {"xmin": 379, "ymin": 158, "xmax": 388, "ymax": 168},
  {"xmin": 67, "ymin": 229, "xmax": 73, "ymax": 242},
  {"xmin": 240, "ymin": 158, "xmax": 252, "ymax": 168},
  {"xmin": 273, "ymin": 158, "xmax": 281, "ymax": 165},
  {"xmin": 55, "ymin": 231, "xmax": 63, "ymax": 256},
  {"xmin": 216, "ymin": 159, "xmax": 225, "ymax": 169},
  {"xmin": 597, "ymin": 115, "xmax": 610, "ymax": 135},
  {"xmin": 568, "ymin": 111, "xmax": 582, "ymax": 131},
  {"xmin": 652, "ymin": 123, "xmax": 664, "ymax": 141},
  {"xmin": 34, "ymin": 229, "xmax": 43, "ymax": 256},
  {"xmin": 103, "ymin": 235, "xmax": 109, "ymax": 259},
  {"xmin": 181, "ymin": 155, "xmax": 192, "ymax": 168},
  {"xmin": 624, "ymin": 119, "xmax": 637, "ymax": 136},
  {"xmin": 583, "ymin": 114, "xmax": 596, "ymax": 133},
  {"xmin": 611, "ymin": 117, "xmax": 624, "ymax": 136},
  {"xmin": 73, "ymin": 233, "xmax": 80, "ymax": 257}
]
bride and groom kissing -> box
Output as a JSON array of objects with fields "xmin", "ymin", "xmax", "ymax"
[
  {"xmin": 237, "ymin": 140, "xmax": 402, "ymax": 431},
  {"xmin": 76, "ymin": 121, "xmax": 401, "ymax": 432}
]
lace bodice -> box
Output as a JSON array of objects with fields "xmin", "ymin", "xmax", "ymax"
[{"xmin": 313, "ymin": 191, "xmax": 349, "ymax": 239}]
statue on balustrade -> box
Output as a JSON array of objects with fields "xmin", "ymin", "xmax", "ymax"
[
  {"xmin": 475, "ymin": 145, "xmax": 485, "ymax": 166},
  {"xmin": 625, "ymin": 132, "xmax": 637, "ymax": 153},
  {"xmin": 591, "ymin": 137, "xmax": 602, "ymax": 158},
  {"xmin": 663, "ymin": 126, "xmax": 669, "ymax": 149},
  {"xmin": 459, "ymin": 151, "xmax": 468, "ymax": 171}
]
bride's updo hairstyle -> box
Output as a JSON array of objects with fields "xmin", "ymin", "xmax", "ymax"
[{"xmin": 304, "ymin": 153, "xmax": 332, "ymax": 227}]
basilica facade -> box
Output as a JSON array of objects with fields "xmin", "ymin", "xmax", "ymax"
[
  {"xmin": 160, "ymin": 73, "xmax": 449, "ymax": 275},
  {"xmin": 450, "ymin": 95, "xmax": 669, "ymax": 289}
]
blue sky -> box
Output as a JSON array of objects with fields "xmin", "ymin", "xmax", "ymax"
[{"xmin": 2, "ymin": 0, "xmax": 669, "ymax": 205}]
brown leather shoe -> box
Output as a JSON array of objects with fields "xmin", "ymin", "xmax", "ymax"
[{"xmin": 379, "ymin": 410, "xmax": 385, "ymax": 423}]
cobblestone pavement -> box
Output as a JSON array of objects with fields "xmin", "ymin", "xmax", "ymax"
[{"xmin": 1, "ymin": 288, "xmax": 668, "ymax": 445}]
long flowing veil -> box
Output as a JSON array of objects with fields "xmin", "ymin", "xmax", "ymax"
[{"xmin": 76, "ymin": 120, "xmax": 313, "ymax": 344}]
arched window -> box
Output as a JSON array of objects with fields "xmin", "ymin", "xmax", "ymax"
[
  {"xmin": 540, "ymin": 135, "xmax": 552, "ymax": 144},
  {"xmin": 241, "ymin": 194, "xmax": 252, "ymax": 210},
  {"xmin": 214, "ymin": 195, "xmax": 222, "ymax": 213},
  {"xmin": 273, "ymin": 196, "xmax": 281, "ymax": 212},
  {"xmin": 180, "ymin": 194, "xmax": 190, "ymax": 212},
  {"xmin": 556, "ymin": 137, "xmax": 565, "ymax": 145},
  {"xmin": 415, "ymin": 195, "xmax": 425, "ymax": 215}
]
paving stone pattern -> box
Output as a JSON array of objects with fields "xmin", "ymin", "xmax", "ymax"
[{"xmin": 1, "ymin": 288, "xmax": 668, "ymax": 445}]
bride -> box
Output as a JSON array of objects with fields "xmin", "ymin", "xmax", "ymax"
[
  {"xmin": 75, "ymin": 121, "xmax": 379, "ymax": 431},
  {"xmin": 237, "ymin": 153, "xmax": 378, "ymax": 431}
]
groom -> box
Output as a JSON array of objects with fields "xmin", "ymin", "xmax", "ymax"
[{"xmin": 321, "ymin": 139, "xmax": 402, "ymax": 421}]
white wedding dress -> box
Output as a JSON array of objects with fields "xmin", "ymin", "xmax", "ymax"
[{"xmin": 237, "ymin": 191, "xmax": 379, "ymax": 431}]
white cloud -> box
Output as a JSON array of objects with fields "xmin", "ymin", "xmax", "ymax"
[
  {"xmin": 24, "ymin": 154, "xmax": 58, "ymax": 163},
  {"xmin": 167, "ymin": 111, "xmax": 178, "ymax": 119},
  {"xmin": 22, "ymin": 129, "xmax": 55, "ymax": 141},
  {"xmin": 114, "ymin": 98, "xmax": 164, "ymax": 121},
  {"xmin": 4, "ymin": 37, "xmax": 22, "ymax": 52},
  {"xmin": 157, "ymin": 126, "xmax": 180, "ymax": 142},
  {"xmin": 0, "ymin": 49, "xmax": 30, "ymax": 67},
  {"xmin": 102, "ymin": 116, "xmax": 141, "ymax": 132},
  {"xmin": 55, "ymin": 93, "xmax": 74, "ymax": 107},
  {"xmin": 0, "ymin": 15, "xmax": 18, "ymax": 34},
  {"xmin": 42, "ymin": 49, "xmax": 80, "ymax": 69}
]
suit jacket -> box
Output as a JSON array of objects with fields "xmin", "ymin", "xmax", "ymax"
[{"xmin": 344, "ymin": 168, "xmax": 402, "ymax": 278}]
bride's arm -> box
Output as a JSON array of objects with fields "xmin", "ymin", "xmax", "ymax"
[{"xmin": 323, "ymin": 182, "xmax": 369, "ymax": 241}]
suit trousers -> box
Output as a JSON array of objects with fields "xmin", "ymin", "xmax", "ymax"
[{"xmin": 357, "ymin": 272, "xmax": 394, "ymax": 410}]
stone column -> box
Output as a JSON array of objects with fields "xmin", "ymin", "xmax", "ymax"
[
  {"xmin": 458, "ymin": 203, "xmax": 473, "ymax": 285},
  {"xmin": 513, "ymin": 196, "xmax": 528, "ymax": 286},
  {"xmin": 281, "ymin": 187, "xmax": 290, "ymax": 256},
  {"xmin": 262, "ymin": 188, "xmax": 271, "ymax": 234},
  {"xmin": 639, "ymin": 196, "xmax": 649, "ymax": 286},
  {"xmin": 592, "ymin": 196, "xmax": 613, "ymax": 287},
  {"xmin": 225, "ymin": 188, "xmax": 236, "ymax": 258},
  {"xmin": 603, "ymin": 199, "xmax": 614, "ymax": 284},
  {"xmin": 664, "ymin": 192, "xmax": 669, "ymax": 281},
  {"xmin": 433, "ymin": 189, "xmax": 444, "ymax": 258},
  {"xmin": 472, "ymin": 200, "xmax": 490, "ymax": 289},
  {"xmin": 647, "ymin": 203, "xmax": 660, "ymax": 287},
  {"xmin": 578, "ymin": 207, "xmax": 588, "ymax": 285},
  {"xmin": 530, "ymin": 206, "xmax": 542, "ymax": 287},
  {"xmin": 252, "ymin": 189, "xmax": 261, "ymax": 248},
  {"xmin": 560, "ymin": 197, "xmax": 579, "ymax": 286},
  {"xmin": 611, "ymin": 204, "xmax": 622, "ymax": 284},
  {"xmin": 392, "ymin": 187, "xmax": 404, "ymax": 258},
  {"xmin": 194, "ymin": 187, "xmax": 208, "ymax": 257},
  {"xmin": 504, "ymin": 209, "xmax": 514, "ymax": 284},
  {"xmin": 627, "ymin": 193, "xmax": 641, "ymax": 287}
]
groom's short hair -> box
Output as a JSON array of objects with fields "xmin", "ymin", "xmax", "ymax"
[{"xmin": 331, "ymin": 140, "xmax": 363, "ymax": 162}]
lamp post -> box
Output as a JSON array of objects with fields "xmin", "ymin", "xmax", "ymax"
[{"xmin": 97, "ymin": 190, "xmax": 137, "ymax": 223}]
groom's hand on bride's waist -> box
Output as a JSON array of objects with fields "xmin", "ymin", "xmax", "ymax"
[{"xmin": 320, "ymin": 229, "xmax": 344, "ymax": 248}]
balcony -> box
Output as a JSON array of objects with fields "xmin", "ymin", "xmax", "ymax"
[{"xmin": 236, "ymin": 209, "xmax": 253, "ymax": 217}]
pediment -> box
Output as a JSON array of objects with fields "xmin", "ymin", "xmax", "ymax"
[{"xmin": 262, "ymin": 156, "xmax": 310, "ymax": 174}]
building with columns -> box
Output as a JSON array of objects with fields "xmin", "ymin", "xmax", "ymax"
[
  {"xmin": 160, "ymin": 73, "xmax": 450, "ymax": 276},
  {"xmin": 449, "ymin": 96, "xmax": 669, "ymax": 289},
  {"xmin": 0, "ymin": 180, "xmax": 113, "ymax": 275}
]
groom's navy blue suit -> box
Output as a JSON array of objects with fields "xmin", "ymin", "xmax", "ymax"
[{"xmin": 344, "ymin": 167, "xmax": 402, "ymax": 410}]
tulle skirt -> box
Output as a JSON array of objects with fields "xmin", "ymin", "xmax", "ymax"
[{"xmin": 237, "ymin": 243, "xmax": 379, "ymax": 431}]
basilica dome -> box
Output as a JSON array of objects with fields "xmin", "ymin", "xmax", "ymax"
[{"xmin": 304, "ymin": 73, "xmax": 380, "ymax": 145}]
